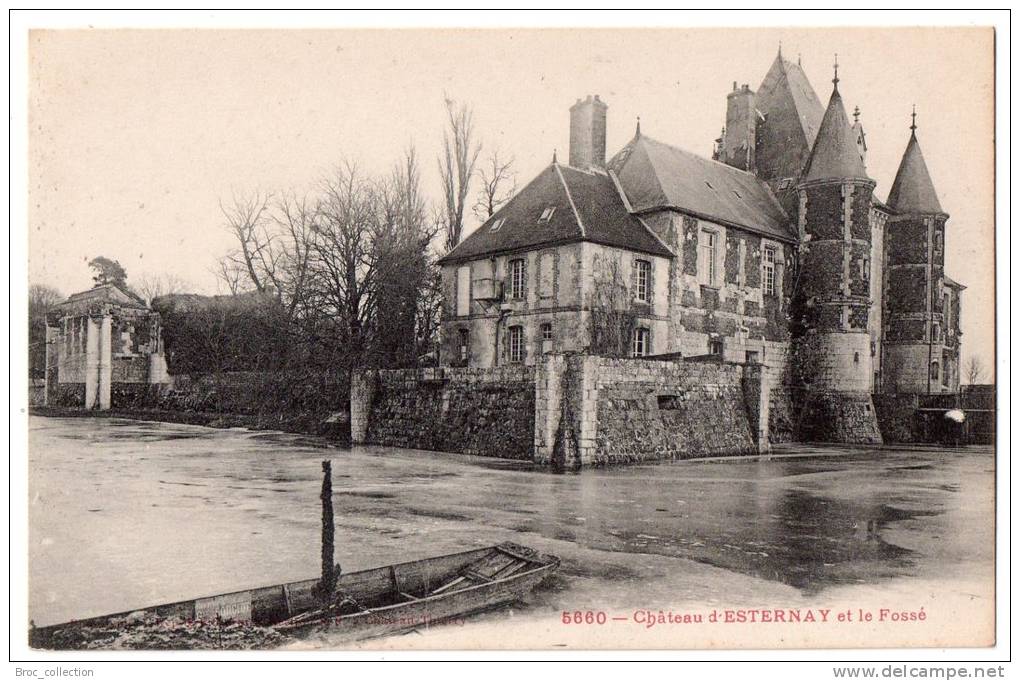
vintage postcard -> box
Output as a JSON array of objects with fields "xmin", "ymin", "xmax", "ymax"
[{"xmin": 17, "ymin": 19, "xmax": 999, "ymax": 659}]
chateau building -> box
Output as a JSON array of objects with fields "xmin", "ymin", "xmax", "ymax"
[{"xmin": 436, "ymin": 51, "xmax": 963, "ymax": 443}]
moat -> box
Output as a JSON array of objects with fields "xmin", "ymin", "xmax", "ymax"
[{"xmin": 27, "ymin": 416, "xmax": 995, "ymax": 648}]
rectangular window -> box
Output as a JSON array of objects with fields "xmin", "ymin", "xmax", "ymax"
[
  {"xmin": 456, "ymin": 265, "xmax": 471, "ymax": 316},
  {"xmin": 458, "ymin": 329, "xmax": 470, "ymax": 363},
  {"xmin": 540, "ymin": 323, "xmax": 553, "ymax": 354},
  {"xmin": 944, "ymin": 292, "xmax": 952, "ymax": 331},
  {"xmin": 710, "ymin": 339, "xmax": 724, "ymax": 357},
  {"xmin": 539, "ymin": 207, "xmax": 556, "ymax": 222},
  {"xmin": 634, "ymin": 259, "xmax": 651, "ymax": 303},
  {"xmin": 745, "ymin": 350, "xmax": 760, "ymax": 364},
  {"xmin": 632, "ymin": 327, "xmax": 650, "ymax": 357},
  {"xmin": 508, "ymin": 325, "xmax": 524, "ymax": 363},
  {"xmin": 509, "ymin": 259, "xmax": 526, "ymax": 300},
  {"xmin": 762, "ymin": 247, "xmax": 776, "ymax": 296},
  {"xmin": 490, "ymin": 217, "xmax": 505, "ymax": 232},
  {"xmin": 698, "ymin": 229, "xmax": 718, "ymax": 286}
]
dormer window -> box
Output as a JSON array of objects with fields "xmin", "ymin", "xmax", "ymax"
[
  {"xmin": 778, "ymin": 178, "xmax": 793, "ymax": 190},
  {"xmin": 490, "ymin": 218, "xmax": 505, "ymax": 232},
  {"xmin": 539, "ymin": 207, "xmax": 556, "ymax": 223}
]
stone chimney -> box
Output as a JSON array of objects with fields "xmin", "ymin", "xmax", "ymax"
[
  {"xmin": 720, "ymin": 83, "xmax": 756, "ymax": 172},
  {"xmin": 569, "ymin": 95, "xmax": 608, "ymax": 169}
]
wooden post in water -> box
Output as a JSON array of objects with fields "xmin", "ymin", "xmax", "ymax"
[{"xmin": 319, "ymin": 460, "xmax": 336, "ymax": 603}]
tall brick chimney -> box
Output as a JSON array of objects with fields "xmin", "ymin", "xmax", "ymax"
[
  {"xmin": 569, "ymin": 95, "xmax": 608, "ymax": 169},
  {"xmin": 720, "ymin": 83, "xmax": 756, "ymax": 172}
]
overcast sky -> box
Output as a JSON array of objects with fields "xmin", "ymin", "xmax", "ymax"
[{"xmin": 27, "ymin": 27, "xmax": 994, "ymax": 368}]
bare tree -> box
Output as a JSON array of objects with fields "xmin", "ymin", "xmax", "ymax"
[
  {"xmin": 28, "ymin": 284, "xmax": 64, "ymax": 378},
  {"xmin": 472, "ymin": 149, "xmax": 516, "ymax": 221},
  {"xmin": 219, "ymin": 189, "xmax": 274, "ymax": 295},
  {"xmin": 135, "ymin": 273, "xmax": 190, "ymax": 305},
  {"xmin": 304, "ymin": 161, "xmax": 380, "ymax": 365},
  {"xmin": 373, "ymin": 147, "xmax": 439, "ymax": 366},
  {"xmin": 439, "ymin": 96, "xmax": 482, "ymax": 251},
  {"xmin": 965, "ymin": 356, "xmax": 988, "ymax": 385},
  {"xmin": 218, "ymin": 188, "xmax": 315, "ymax": 322}
]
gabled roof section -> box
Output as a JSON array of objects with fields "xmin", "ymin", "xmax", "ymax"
[
  {"xmin": 802, "ymin": 81, "xmax": 869, "ymax": 183},
  {"xmin": 757, "ymin": 52, "xmax": 825, "ymax": 150},
  {"xmin": 438, "ymin": 163, "xmax": 673, "ymax": 265},
  {"xmin": 610, "ymin": 133, "xmax": 795, "ymax": 242},
  {"xmin": 887, "ymin": 129, "xmax": 944, "ymax": 215},
  {"xmin": 59, "ymin": 283, "xmax": 148, "ymax": 311}
]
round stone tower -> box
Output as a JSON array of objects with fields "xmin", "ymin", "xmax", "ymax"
[
  {"xmin": 793, "ymin": 61, "xmax": 882, "ymax": 444},
  {"xmin": 881, "ymin": 111, "xmax": 953, "ymax": 394}
]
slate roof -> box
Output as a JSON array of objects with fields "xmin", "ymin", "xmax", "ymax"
[
  {"xmin": 887, "ymin": 131, "xmax": 944, "ymax": 214},
  {"xmin": 802, "ymin": 83, "xmax": 870, "ymax": 183},
  {"xmin": 610, "ymin": 133, "xmax": 795, "ymax": 242},
  {"xmin": 438, "ymin": 163, "xmax": 672, "ymax": 264},
  {"xmin": 757, "ymin": 53, "xmax": 825, "ymax": 150}
]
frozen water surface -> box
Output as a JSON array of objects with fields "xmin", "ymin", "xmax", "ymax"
[{"xmin": 28, "ymin": 416, "xmax": 994, "ymax": 647}]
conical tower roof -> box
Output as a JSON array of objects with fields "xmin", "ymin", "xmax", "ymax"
[
  {"xmin": 887, "ymin": 115, "xmax": 944, "ymax": 214},
  {"xmin": 802, "ymin": 65, "xmax": 869, "ymax": 183}
]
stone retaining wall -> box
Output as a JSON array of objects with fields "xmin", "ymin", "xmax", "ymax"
[
  {"xmin": 533, "ymin": 355, "xmax": 766, "ymax": 467},
  {"xmin": 361, "ymin": 366, "xmax": 537, "ymax": 460},
  {"xmin": 355, "ymin": 355, "xmax": 766, "ymax": 467}
]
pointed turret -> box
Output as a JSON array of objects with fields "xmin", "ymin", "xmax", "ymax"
[
  {"xmin": 790, "ymin": 57, "xmax": 882, "ymax": 445},
  {"xmin": 801, "ymin": 61, "xmax": 868, "ymax": 183},
  {"xmin": 880, "ymin": 108, "xmax": 954, "ymax": 395},
  {"xmin": 887, "ymin": 110, "xmax": 944, "ymax": 214}
]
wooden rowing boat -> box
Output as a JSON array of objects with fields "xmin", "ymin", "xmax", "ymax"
[{"xmin": 29, "ymin": 542, "xmax": 559, "ymax": 648}]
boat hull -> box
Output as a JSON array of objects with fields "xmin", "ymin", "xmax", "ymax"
[{"xmin": 29, "ymin": 543, "xmax": 558, "ymax": 649}]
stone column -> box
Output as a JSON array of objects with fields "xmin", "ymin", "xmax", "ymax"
[
  {"xmin": 98, "ymin": 315, "xmax": 112, "ymax": 410},
  {"xmin": 742, "ymin": 362, "xmax": 771, "ymax": 454},
  {"xmin": 43, "ymin": 324, "xmax": 58, "ymax": 406},
  {"xmin": 533, "ymin": 353, "xmax": 565, "ymax": 465},
  {"xmin": 350, "ymin": 369, "xmax": 378, "ymax": 445},
  {"xmin": 148, "ymin": 352, "xmax": 169, "ymax": 384},
  {"xmin": 84, "ymin": 317, "xmax": 100, "ymax": 409}
]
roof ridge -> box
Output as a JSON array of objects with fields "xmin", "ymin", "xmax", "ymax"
[
  {"xmin": 554, "ymin": 163, "xmax": 587, "ymax": 239},
  {"xmin": 607, "ymin": 168, "xmax": 675, "ymax": 257},
  {"xmin": 640, "ymin": 133, "xmax": 762, "ymax": 179}
]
